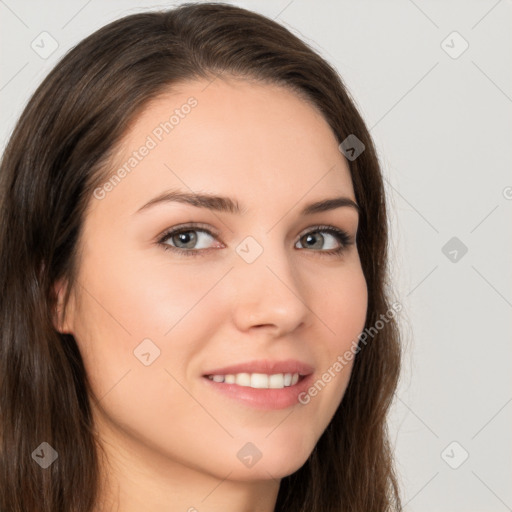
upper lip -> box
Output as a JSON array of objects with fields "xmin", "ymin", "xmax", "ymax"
[{"xmin": 203, "ymin": 359, "xmax": 314, "ymax": 376}]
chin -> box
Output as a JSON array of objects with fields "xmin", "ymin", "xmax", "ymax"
[{"xmin": 223, "ymin": 443, "xmax": 313, "ymax": 482}]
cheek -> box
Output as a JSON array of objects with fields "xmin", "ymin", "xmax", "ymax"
[
  {"xmin": 70, "ymin": 255, "xmax": 228, "ymax": 471},
  {"xmin": 71, "ymin": 247, "xmax": 229, "ymax": 396},
  {"xmin": 297, "ymin": 260, "xmax": 367, "ymax": 425},
  {"xmin": 313, "ymin": 258, "xmax": 368, "ymax": 352},
  {"xmin": 75, "ymin": 239, "xmax": 218, "ymax": 342}
]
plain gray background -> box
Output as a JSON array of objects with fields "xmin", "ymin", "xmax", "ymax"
[{"xmin": 1, "ymin": 0, "xmax": 511, "ymax": 510}]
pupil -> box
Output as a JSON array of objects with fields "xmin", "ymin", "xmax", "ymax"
[
  {"xmin": 176, "ymin": 231, "xmax": 196, "ymax": 248},
  {"xmin": 303, "ymin": 232, "xmax": 323, "ymax": 249}
]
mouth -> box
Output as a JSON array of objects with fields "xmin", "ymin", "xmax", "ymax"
[{"xmin": 201, "ymin": 359, "xmax": 314, "ymax": 410}]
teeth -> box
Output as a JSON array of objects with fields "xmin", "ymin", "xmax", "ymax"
[
  {"xmin": 207, "ymin": 372, "xmax": 301, "ymax": 389},
  {"xmin": 251, "ymin": 373, "xmax": 268, "ymax": 388},
  {"xmin": 268, "ymin": 373, "xmax": 284, "ymax": 389},
  {"xmin": 236, "ymin": 373, "xmax": 251, "ymax": 386},
  {"xmin": 224, "ymin": 374, "xmax": 236, "ymax": 384}
]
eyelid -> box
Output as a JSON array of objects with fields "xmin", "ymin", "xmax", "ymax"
[
  {"xmin": 156, "ymin": 222, "xmax": 221, "ymax": 242},
  {"xmin": 297, "ymin": 223, "xmax": 352, "ymax": 241}
]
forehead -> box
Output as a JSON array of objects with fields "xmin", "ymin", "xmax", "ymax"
[{"xmin": 91, "ymin": 77, "xmax": 355, "ymax": 219}]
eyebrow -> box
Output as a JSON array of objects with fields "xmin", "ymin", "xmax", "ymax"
[{"xmin": 135, "ymin": 189, "xmax": 360, "ymax": 216}]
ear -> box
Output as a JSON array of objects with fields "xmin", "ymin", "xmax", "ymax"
[{"xmin": 52, "ymin": 278, "xmax": 74, "ymax": 334}]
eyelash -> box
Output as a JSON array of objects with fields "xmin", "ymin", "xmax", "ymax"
[{"xmin": 157, "ymin": 223, "xmax": 354, "ymax": 258}]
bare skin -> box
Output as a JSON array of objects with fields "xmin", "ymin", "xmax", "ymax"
[{"xmin": 55, "ymin": 76, "xmax": 368, "ymax": 512}]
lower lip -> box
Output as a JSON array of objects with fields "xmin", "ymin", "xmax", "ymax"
[{"xmin": 201, "ymin": 374, "xmax": 314, "ymax": 410}]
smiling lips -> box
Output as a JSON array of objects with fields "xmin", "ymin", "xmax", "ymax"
[{"xmin": 202, "ymin": 358, "xmax": 314, "ymax": 407}]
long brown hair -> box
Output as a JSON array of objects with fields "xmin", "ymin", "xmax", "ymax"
[{"xmin": 0, "ymin": 3, "xmax": 402, "ymax": 511}]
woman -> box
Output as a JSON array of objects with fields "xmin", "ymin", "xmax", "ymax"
[{"xmin": 0, "ymin": 3, "xmax": 402, "ymax": 511}]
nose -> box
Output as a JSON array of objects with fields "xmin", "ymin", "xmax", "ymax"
[{"xmin": 230, "ymin": 241, "xmax": 310, "ymax": 336}]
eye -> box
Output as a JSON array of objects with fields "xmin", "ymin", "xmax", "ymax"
[
  {"xmin": 158, "ymin": 224, "xmax": 220, "ymax": 257},
  {"xmin": 295, "ymin": 226, "xmax": 353, "ymax": 256}
]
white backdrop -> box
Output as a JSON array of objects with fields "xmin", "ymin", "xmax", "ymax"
[{"xmin": 1, "ymin": 1, "xmax": 511, "ymax": 510}]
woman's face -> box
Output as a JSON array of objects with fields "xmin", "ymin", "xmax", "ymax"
[{"xmin": 59, "ymin": 77, "xmax": 367, "ymax": 483}]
